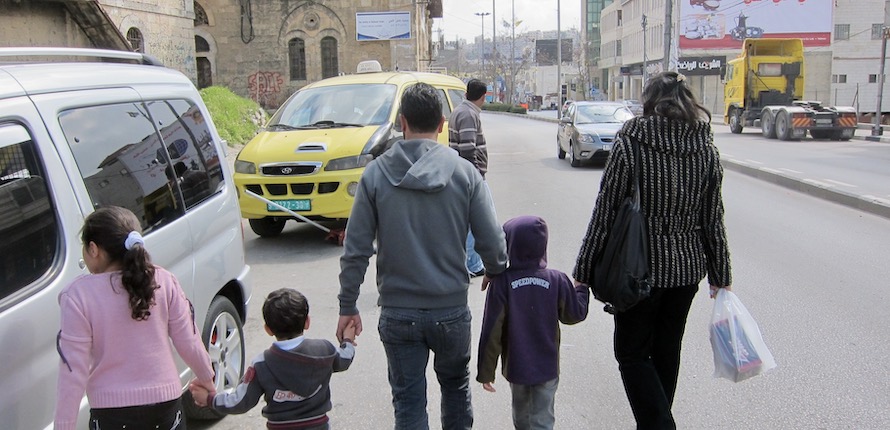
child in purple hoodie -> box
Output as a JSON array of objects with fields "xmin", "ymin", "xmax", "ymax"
[{"xmin": 477, "ymin": 215, "xmax": 590, "ymax": 429}]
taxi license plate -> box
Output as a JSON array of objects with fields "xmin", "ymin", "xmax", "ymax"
[
  {"xmin": 268, "ymin": 199, "xmax": 311, "ymax": 212},
  {"xmin": 603, "ymin": 144, "xmax": 613, "ymax": 151}
]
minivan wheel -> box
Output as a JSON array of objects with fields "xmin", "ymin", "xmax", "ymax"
[
  {"xmin": 183, "ymin": 296, "xmax": 245, "ymax": 420},
  {"xmin": 249, "ymin": 217, "xmax": 286, "ymax": 237},
  {"xmin": 557, "ymin": 139, "xmax": 566, "ymax": 159}
]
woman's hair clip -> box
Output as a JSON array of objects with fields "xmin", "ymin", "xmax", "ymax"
[{"xmin": 676, "ymin": 73, "xmax": 687, "ymax": 83}]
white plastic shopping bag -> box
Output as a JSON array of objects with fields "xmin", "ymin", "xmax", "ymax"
[{"xmin": 710, "ymin": 289, "xmax": 776, "ymax": 382}]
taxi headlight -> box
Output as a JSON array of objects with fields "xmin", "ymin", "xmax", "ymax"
[
  {"xmin": 234, "ymin": 160, "xmax": 256, "ymax": 174},
  {"xmin": 579, "ymin": 134, "xmax": 595, "ymax": 144},
  {"xmin": 325, "ymin": 154, "xmax": 373, "ymax": 171}
]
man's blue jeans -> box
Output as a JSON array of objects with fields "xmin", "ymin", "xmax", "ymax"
[
  {"xmin": 378, "ymin": 306, "xmax": 473, "ymax": 430},
  {"xmin": 466, "ymin": 231, "xmax": 483, "ymax": 274}
]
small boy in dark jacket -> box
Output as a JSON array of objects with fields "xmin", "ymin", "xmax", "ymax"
[
  {"xmin": 477, "ymin": 215, "xmax": 589, "ymax": 429},
  {"xmin": 189, "ymin": 288, "xmax": 355, "ymax": 430}
]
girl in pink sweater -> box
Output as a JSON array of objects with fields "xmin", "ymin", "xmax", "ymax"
[{"xmin": 54, "ymin": 206, "xmax": 215, "ymax": 430}]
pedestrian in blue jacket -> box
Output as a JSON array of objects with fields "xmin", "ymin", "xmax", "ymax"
[{"xmin": 477, "ymin": 215, "xmax": 590, "ymax": 429}]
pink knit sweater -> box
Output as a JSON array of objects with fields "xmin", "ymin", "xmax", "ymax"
[{"xmin": 54, "ymin": 267, "xmax": 214, "ymax": 430}]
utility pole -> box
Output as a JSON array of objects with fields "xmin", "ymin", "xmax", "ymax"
[
  {"xmin": 510, "ymin": 0, "xmax": 516, "ymax": 105},
  {"xmin": 557, "ymin": 0, "xmax": 562, "ymax": 117},
  {"xmin": 874, "ymin": 0, "xmax": 890, "ymax": 136},
  {"xmin": 663, "ymin": 0, "xmax": 673, "ymax": 71},
  {"xmin": 475, "ymin": 12, "xmax": 490, "ymax": 78},
  {"xmin": 642, "ymin": 14, "xmax": 648, "ymax": 90},
  {"xmin": 492, "ymin": 0, "xmax": 497, "ymax": 99}
]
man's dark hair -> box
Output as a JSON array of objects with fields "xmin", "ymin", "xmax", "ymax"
[
  {"xmin": 400, "ymin": 82, "xmax": 443, "ymax": 133},
  {"xmin": 262, "ymin": 288, "xmax": 309, "ymax": 339},
  {"xmin": 466, "ymin": 79, "xmax": 487, "ymax": 102}
]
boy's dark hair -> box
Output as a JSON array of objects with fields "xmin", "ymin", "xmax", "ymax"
[
  {"xmin": 465, "ymin": 79, "xmax": 487, "ymax": 102},
  {"xmin": 263, "ymin": 288, "xmax": 309, "ymax": 339},
  {"xmin": 641, "ymin": 71, "xmax": 711, "ymax": 123},
  {"xmin": 400, "ymin": 82, "xmax": 442, "ymax": 133}
]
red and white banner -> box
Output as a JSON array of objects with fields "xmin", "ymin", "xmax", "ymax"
[{"xmin": 679, "ymin": 0, "xmax": 832, "ymax": 49}]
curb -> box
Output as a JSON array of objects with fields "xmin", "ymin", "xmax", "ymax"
[{"xmin": 507, "ymin": 111, "xmax": 890, "ymax": 220}]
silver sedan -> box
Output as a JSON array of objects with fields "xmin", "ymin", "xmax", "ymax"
[{"xmin": 557, "ymin": 101, "xmax": 635, "ymax": 167}]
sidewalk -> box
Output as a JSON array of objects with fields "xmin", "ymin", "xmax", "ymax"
[{"xmin": 513, "ymin": 110, "xmax": 890, "ymax": 220}]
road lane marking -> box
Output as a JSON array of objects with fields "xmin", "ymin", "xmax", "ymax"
[
  {"xmin": 824, "ymin": 179, "xmax": 857, "ymax": 188},
  {"xmin": 778, "ymin": 168, "xmax": 803, "ymax": 174},
  {"xmin": 802, "ymin": 179, "xmax": 832, "ymax": 188},
  {"xmin": 761, "ymin": 167, "xmax": 783, "ymax": 175},
  {"xmin": 864, "ymin": 195, "xmax": 890, "ymax": 205},
  {"xmin": 744, "ymin": 159, "xmax": 764, "ymax": 165}
]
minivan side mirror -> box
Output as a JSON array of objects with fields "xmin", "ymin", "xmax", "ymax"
[{"xmin": 560, "ymin": 116, "xmax": 571, "ymax": 124}]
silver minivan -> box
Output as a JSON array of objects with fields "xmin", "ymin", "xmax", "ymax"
[{"xmin": 0, "ymin": 48, "xmax": 251, "ymax": 429}]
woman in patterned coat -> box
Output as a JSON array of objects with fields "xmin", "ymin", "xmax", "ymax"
[{"xmin": 574, "ymin": 71, "xmax": 732, "ymax": 430}]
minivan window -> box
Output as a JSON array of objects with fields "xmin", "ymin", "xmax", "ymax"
[
  {"xmin": 436, "ymin": 89, "xmax": 452, "ymax": 117},
  {"xmin": 144, "ymin": 100, "xmax": 224, "ymax": 209},
  {"xmin": 447, "ymin": 89, "xmax": 466, "ymax": 109},
  {"xmin": 270, "ymin": 84, "xmax": 397, "ymax": 128},
  {"xmin": 59, "ymin": 102, "xmax": 185, "ymax": 232},
  {"xmin": 0, "ymin": 124, "xmax": 59, "ymax": 301}
]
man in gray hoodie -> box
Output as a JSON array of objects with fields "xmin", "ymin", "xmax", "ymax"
[{"xmin": 337, "ymin": 82, "xmax": 508, "ymax": 430}]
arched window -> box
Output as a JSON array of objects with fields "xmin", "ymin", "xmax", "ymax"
[
  {"xmin": 195, "ymin": 35, "xmax": 210, "ymax": 53},
  {"xmin": 194, "ymin": 2, "xmax": 209, "ymax": 26},
  {"xmin": 126, "ymin": 28, "xmax": 144, "ymax": 53},
  {"xmin": 321, "ymin": 36, "xmax": 339, "ymax": 79},
  {"xmin": 289, "ymin": 38, "xmax": 307, "ymax": 81}
]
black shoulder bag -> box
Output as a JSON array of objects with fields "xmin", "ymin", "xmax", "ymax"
[{"xmin": 591, "ymin": 135, "xmax": 652, "ymax": 314}]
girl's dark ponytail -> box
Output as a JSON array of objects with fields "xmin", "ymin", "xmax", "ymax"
[{"xmin": 81, "ymin": 206, "xmax": 157, "ymax": 320}]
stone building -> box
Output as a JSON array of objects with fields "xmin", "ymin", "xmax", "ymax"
[{"xmin": 1, "ymin": 0, "xmax": 443, "ymax": 108}]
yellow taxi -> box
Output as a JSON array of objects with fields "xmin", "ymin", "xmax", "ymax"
[{"xmin": 234, "ymin": 61, "xmax": 468, "ymax": 237}]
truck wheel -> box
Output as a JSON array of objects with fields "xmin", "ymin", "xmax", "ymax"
[
  {"xmin": 810, "ymin": 130, "xmax": 832, "ymax": 140},
  {"xmin": 729, "ymin": 109, "xmax": 743, "ymax": 134},
  {"xmin": 249, "ymin": 217, "xmax": 286, "ymax": 237},
  {"xmin": 776, "ymin": 111, "xmax": 793, "ymax": 141},
  {"xmin": 761, "ymin": 110, "xmax": 777, "ymax": 139}
]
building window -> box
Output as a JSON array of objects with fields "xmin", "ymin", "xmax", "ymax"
[
  {"xmin": 289, "ymin": 38, "xmax": 307, "ymax": 81},
  {"xmin": 831, "ymin": 74, "xmax": 847, "ymax": 84},
  {"xmin": 194, "ymin": 2, "xmax": 209, "ymax": 26},
  {"xmin": 869, "ymin": 74, "xmax": 885, "ymax": 83},
  {"xmin": 321, "ymin": 36, "xmax": 339, "ymax": 79},
  {"xmin": 873, "ymin": 24, "xmax": 885, "ymax": 40},
  {"xmin": 127, "ymin": 28, "xmax": 144, "ymax": 53},
  {"xmin": 835, "ymin": 24, "xmax": 850, "ymax": 41},
  {"xmin": 617, "ymin": 10, "xmax": 622, "ymax": 27},
  {"xmin": 195, "ymin": 36, "xmax": 210, "ymax": 53},
  {"xmin": 616, "ymin": 40, "xmax": 621, "ymax": 56}
]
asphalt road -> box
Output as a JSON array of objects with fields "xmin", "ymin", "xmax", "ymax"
[{"xmin": 192, "ymin": 112, "xmax": 890, "ymax": 429}]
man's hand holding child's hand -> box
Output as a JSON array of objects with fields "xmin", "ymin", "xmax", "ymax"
[{"xmin": 188, "ymin": 378, "xmax": 216, "ymax": 407}]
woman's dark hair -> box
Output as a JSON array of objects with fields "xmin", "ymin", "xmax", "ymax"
[
  {"xmin": 400, "ymin": 82, "xmax": 443, "ymax": 133},
  {"xmin": 262, "ymin": 288, "xmax": 309, "ymax": 339},
  {"xmin": 641, "ymin": 71, "xmax": 711, "ymax": 123},
  {"xmin": 465, "ymin": 79, "xmax": 487, "ymax": 102},
  {"xmin": 81, "ymin": 206, "xmax": 157, "ymax": 320}
]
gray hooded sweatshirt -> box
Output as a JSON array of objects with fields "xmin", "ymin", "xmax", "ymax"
[{"xmin": 338, "ymin": 138, "xmax": 508, "ymax": 314}]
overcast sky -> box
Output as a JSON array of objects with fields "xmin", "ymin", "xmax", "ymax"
[{"xmin": 437, "ymin": 0, "xmax": 582, "ymax": 42}]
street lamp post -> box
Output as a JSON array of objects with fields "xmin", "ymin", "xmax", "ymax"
[
  {"xmin": 475, "ymin": 12, "xmax": 491, "ymax": 79},
  {"xmin": 874, "ymin": 25, "xmax": 889, "ymax": 136},
  {"xmin": 642, "ymin": 14, "xmax": 648, "ymax": 90},
  {"xmin": 557, "ymin": 0, "xmax": 562, "ymax": 118}
]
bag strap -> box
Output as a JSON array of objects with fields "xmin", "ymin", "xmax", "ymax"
[{"xmin": 623, "ymin": 133, "xmax": 642, "ymax": 211}]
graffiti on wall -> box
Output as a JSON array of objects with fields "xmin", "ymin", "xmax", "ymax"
[{"xmin": 247, "ymin": 71, "xmax": 284, "ymax": 106}]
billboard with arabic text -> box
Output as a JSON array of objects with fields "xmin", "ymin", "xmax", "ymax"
[{"xmin": 679, "ymin": 0, "xmax": 831, "ymax": 49}]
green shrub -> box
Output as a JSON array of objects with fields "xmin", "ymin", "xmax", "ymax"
[
  {"xmin": 199, "ymin": 86, "xmax": 268, "ymax": 147},
  {"xmin": 508, "ymin": 105, "xmax": 527, "ymax": 114},
  {"xmin": 481, "ymin": 102, "xmax": 527, "ymax": 114}
]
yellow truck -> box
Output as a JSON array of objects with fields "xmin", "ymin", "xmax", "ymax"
[{"xmin": 723, "ymin": 38, "xmax": 857, "ymax": 141}]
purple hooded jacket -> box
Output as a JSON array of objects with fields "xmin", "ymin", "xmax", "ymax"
[{"xmin": 476, "ymin": 216, "xmax": 590, "ymax": 386}]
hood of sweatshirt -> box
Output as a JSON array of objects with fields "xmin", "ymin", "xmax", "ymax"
[
  {"xmin": 503, "ymin": 215, "xmax": 548, "ymax": 270},
  {"xmin": 619, "ymin": 115, "xmax": 712, "ymax": 157},
  {"xmin": 377, "ymin": 138, "xmax": 456, "ymax": 192}
]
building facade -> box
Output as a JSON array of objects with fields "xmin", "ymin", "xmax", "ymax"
[
  {"xmin": 596, "ymin": 0, "xmax": 890, "ymax": 120},
  {"xmin": 1, "ymin": 0, "xmax": 441, "ymax": 109}
]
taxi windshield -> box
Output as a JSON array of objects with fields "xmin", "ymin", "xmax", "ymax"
[
  {"xmin": 269, "ymin": 83, "xmax": 398, "ymax": 129},
  {"xmin": 576, "ymin": 105, "xmax": 635, "ymax": 124}
]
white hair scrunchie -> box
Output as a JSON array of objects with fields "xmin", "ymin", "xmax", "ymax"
[{"xmin": 124, "ymin": 231, "xmax": 145, "ymax": 250}]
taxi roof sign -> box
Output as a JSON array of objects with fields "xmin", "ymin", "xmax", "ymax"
[{"xmin": 357, "ymin": 60, "xmax": 383, "ymax": 73}]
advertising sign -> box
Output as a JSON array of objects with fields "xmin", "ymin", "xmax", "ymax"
[
  {"xmin": 676, "ymin": 56, "xmax": 727, "ymax": 75},
  {"xmin": 679, "ymin": 0, "xmax": 831, "ymax": 49},
  {"xmin": 356, "ymin": 12, "xmax": 411, "ymax": 41}
]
